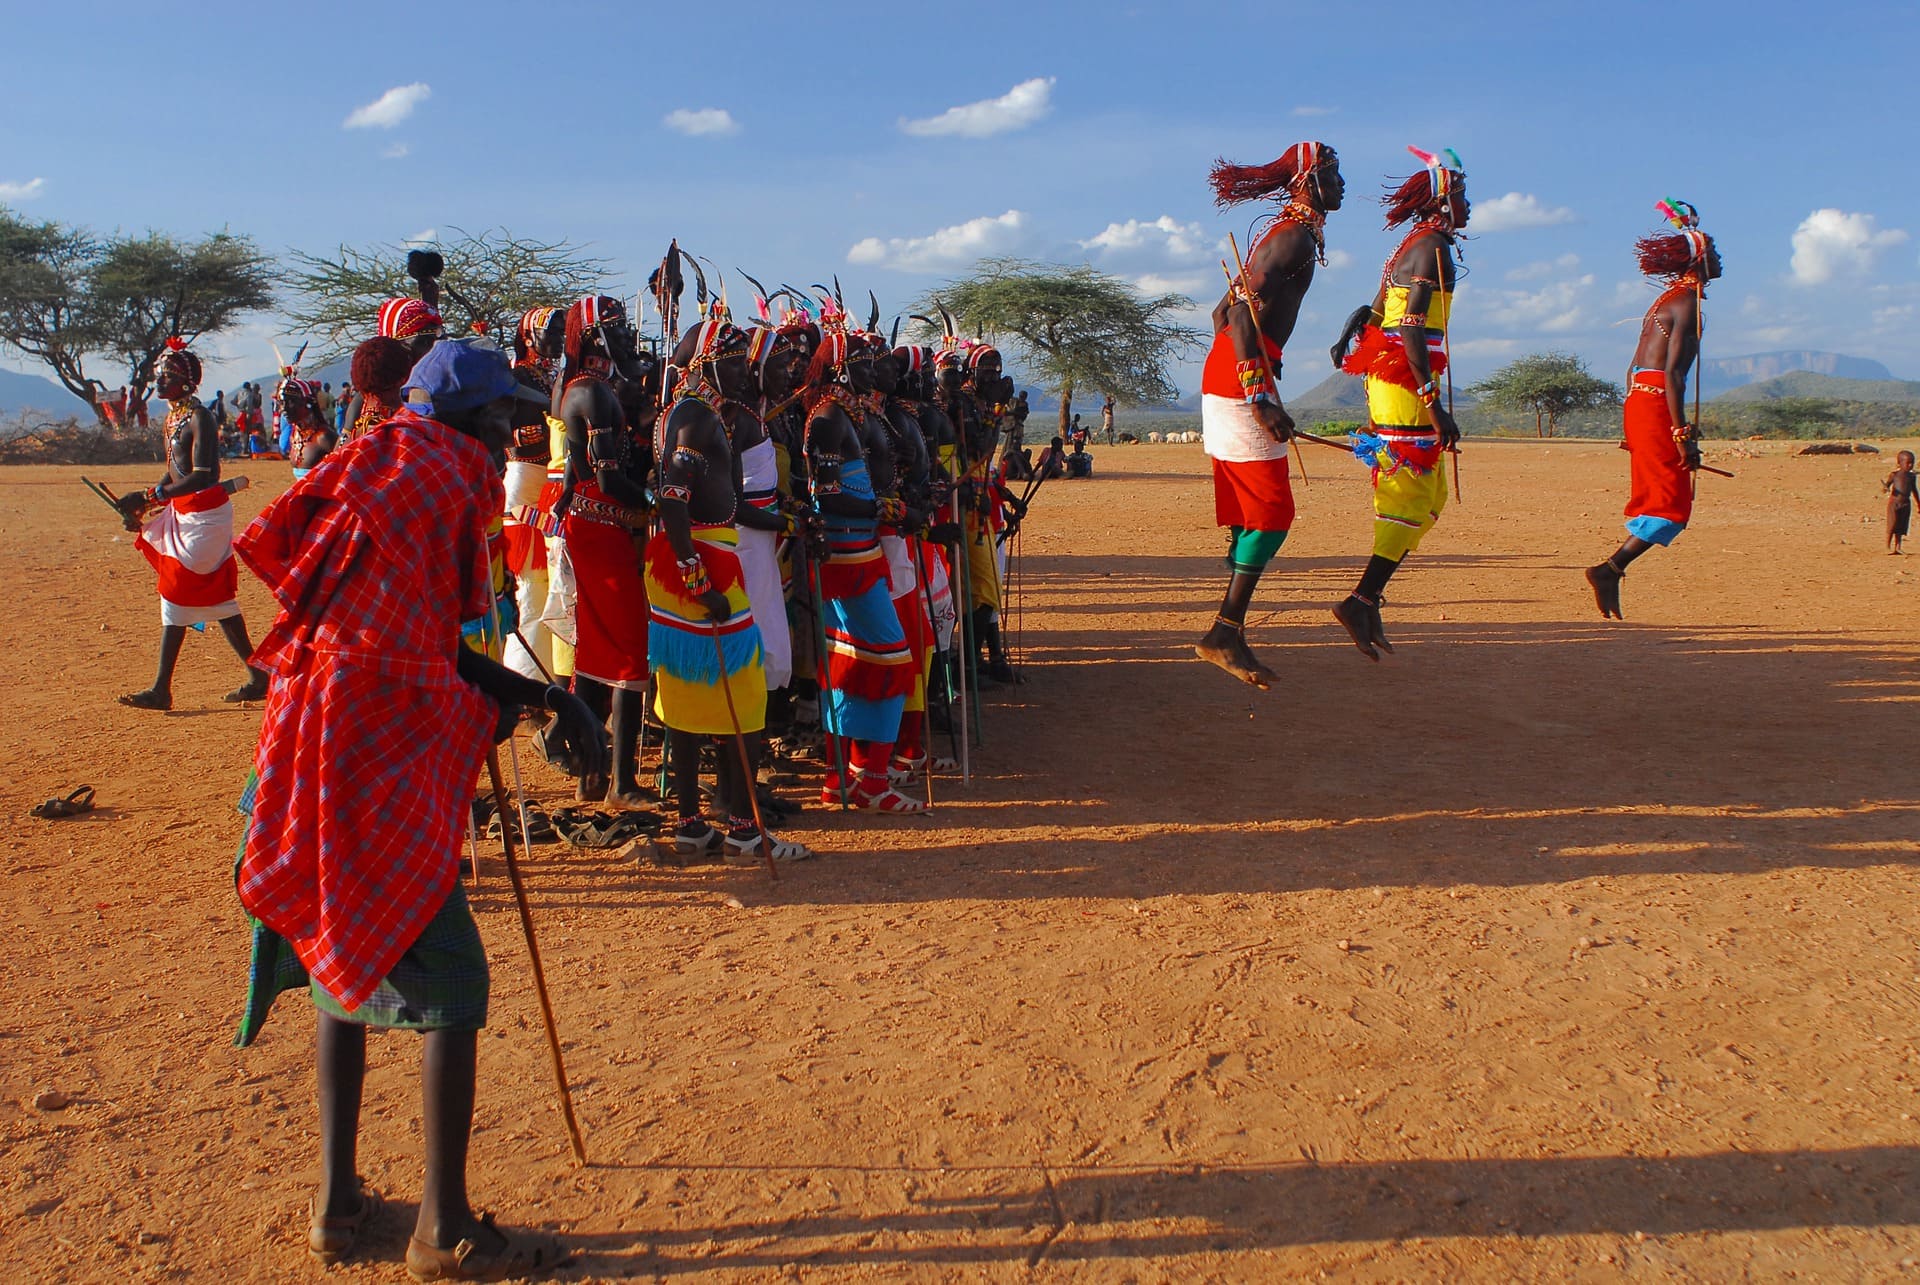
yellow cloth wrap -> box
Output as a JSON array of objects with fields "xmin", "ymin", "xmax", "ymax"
[
  {"xmin": 1379, "ymin": 284, "xmax": 1451, "ymax": 330},
  {"xmin": 546, "ymin": 414, "xmax": 567, "ymax": 469},
  {"xmin": 938, "ymin": 444, "xmax": 1002, "ymax": 611},
  {"xmin": 1372, "ymin": 456, "xmax": 1450, "ymax": 561},
  {"xmin": 644, "ymin": 527, "xmax": 766, "ymax": 737},
  {"xmin": 550, "ymin": 634, "xmax": 574, "ymax": 678},
  {"xmin": 461, "ymin": 513, "xmax": 509, "ymax": 660},
  {"xmin": 1368, "ymin": 286, "xmax": 1452, "ymax": 427},
  {"xmin": 903, "ymin": 639, "xmax": 931, "ymax": 713}
]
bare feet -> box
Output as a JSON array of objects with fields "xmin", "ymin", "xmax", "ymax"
[
  {"xmin": 1194, "ymin": 623, "xmax": 1274, "ymax": 690},
  {"xmin": 1331, "ymin": 597, "xmax": 1380, "ymax": 661},
  {"xmin": 1584, "ymin": 562, "xmax": 1624, "ymax": 620},
  {"xmin": 605, "ymin": 786, "xmax": 653, "ymax": 810},
  {"xmin": 575, "ymin": 771, "xmax": 608, "ymax": 804},
  {"xmin": 118, "ymin": 687, "xmax": 171, "ymax": 711},
  {"xmin": 224, "ymin": 675, "xmax": 269, "ymax": 703}
]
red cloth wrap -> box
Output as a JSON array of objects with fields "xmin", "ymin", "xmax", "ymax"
[
  {"xmin": 563, "ymin": 481, "xmax": 650, "ymax": 686},
  {"xmin": 1200, "ymin": 329, "xmax": 1284, "ymax": 399},
  {"xmin": 137, "ymin": 489, "xmax": 239, "ymax": 607},
  {"xmin": 1212, "ymin": 456, "xmax": 1295, "ymax": 532},
  {"xmin": 1623, "ymin": 371, "xmax": 1693, "ymax": 526},
  {"xmin": 234, "ymin": 415, "xmax": 501, "ymax": 1012},
  {"xmin": 641, "ymin": 526, "xmax": 748, "ymax": 602},
  {"xmin": 1340, "ymin": 324, "xmax": 1447, "ymax": 390}
]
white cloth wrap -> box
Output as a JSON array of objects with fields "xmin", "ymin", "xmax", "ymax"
[
  {"xmin": 735, "ymin": 438, "xmax": 792, "ymax": 690},
  {"xmin": 1201, "ymin": 392, "xmax": 1290, "ymax": 463}
]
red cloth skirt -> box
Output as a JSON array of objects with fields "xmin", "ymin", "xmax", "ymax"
[
  {"xmin": 1212, "ymin": 456, "xmax": 1294, "ymax": 532},
  {"xmin": 565, "ymin": 503, "xmax": 649, "ymax": 688},
  {"xmin": 1623, "ymin": 373, "xmax": 1692, "ymax": 526}
]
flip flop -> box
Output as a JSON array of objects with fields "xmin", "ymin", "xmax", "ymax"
[
  {"xmin": 308, "ymin": 1181, "xmax": 382, "ymax": 1265},
  {"xmin": 30, "ymin": 786, "xmax": 95, "ymax": 820}
]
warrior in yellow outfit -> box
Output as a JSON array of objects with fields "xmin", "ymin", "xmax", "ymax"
[{"xmin": 1329, "ymin": 146, "xmax": 1469, "ymax": 660}]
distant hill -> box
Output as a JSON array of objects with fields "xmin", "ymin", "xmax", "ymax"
[
  {"xmin": 0, "ymin": 367, "xmax": 77, "ymax": 416},
  {"xmin": 1291, "ymin": 372, "xmax": 1366, "ymax": 410},
  {"xmin": 238, "ymin": 358, "xmax": 351, "ymax": 396},
  {"xmin": 1702, "ymin": 351, "xmax": 1897, "ymax": 398},
  {"xmin": 1715, "ymin": 371, "xmax": 1920, "ymax": 405}
]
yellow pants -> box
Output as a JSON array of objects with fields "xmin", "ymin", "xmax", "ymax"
[
  {"xmin": 963, "ymin": 520, "xmax": 1001, "ymax": 611},
  {"xmin": 1372, "ymin": 458, "xmax": 1449, "ymax": 561}
]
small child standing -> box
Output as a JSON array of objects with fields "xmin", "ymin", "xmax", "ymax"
[{"xmin": 1883, "ymin": 450, "xmax": 1917, "ymax": 554}]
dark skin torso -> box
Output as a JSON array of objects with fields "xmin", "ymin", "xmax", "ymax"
[
  {"xmin": 162, "ymin": 398, "xmax": 223, "ymax": 499},
  {"xmin": 557, "ymin": 376, "xmax": 647, "ymax": 517},
  {"xmin": 290, "ymin": 409, "xmax": 337, "ymax": 470},
  {"xmin": 1630, "ymin": 270, "xmax": 1715, "ymax": 432},
  {"xmin": 807, "ymin": 405, "xmax": 875, "ymax": 520},
  {"xmin": 1363, "ymin": 225, "xmax": 1462, "ymax": 441}
]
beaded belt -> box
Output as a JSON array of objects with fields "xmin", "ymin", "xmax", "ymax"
[
  {"xmin": 569, "ymin": 495, "xmax": 648, "ymax": 530},
  {"xmin": 1629, "ymin": 381, "xmax": 1665, "ymax": 397}
]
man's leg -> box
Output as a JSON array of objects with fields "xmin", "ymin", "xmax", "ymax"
[
  {"xmin": 315, "ymin": 1013, "xmax": 367, "ymax": 1218},
  {"xmin": 216, "ymin": 615, "xmax": 270, "ymax": 700},
  {"xmin": 413, "ymin": 1028, "xmax": 479, "ymax": 1248},
  {"xmin": 607, "ymin": 687, "xmax": 648, "ymax": 808},
  {"xmin": 1197, "ymin": 524, "xmax": 1286, "ymax": 689},
  {"xmin": 121, "ymin": 624, "xmax": 188, "ymax": 709},
  {"xmin": 571, "ymin": 676, "xmax": 611, "ymax": 801},
  {"xmin": 667, "ymin": 728, "xmax": 715, "ymax": 850}
]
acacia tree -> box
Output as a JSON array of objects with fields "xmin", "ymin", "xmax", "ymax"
[
  {"xmin": 0, "ymin": 208, "xmax": 271, "ymax": 421},
  {"xmin": 912, "ymin": 258, "xmax": 1203, "ymax": 433},
  {"xmin": 281, "ymin": 227, "xmax": 608, "ymax": 363},
  {"xmin": 1468, "ymin": 351, "xmax": 1621, "ymax": 437},
  {"xmin": 1751, "ymin": 397, "xmax": 1844, "ymax": 439}
]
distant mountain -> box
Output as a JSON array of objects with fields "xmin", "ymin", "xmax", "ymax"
[
  {"xmin": 1290, "ymin": 372, "xmax": 1367, "ymax": 410},
  {"xmin": 0, "ymin": 367, "xmax": 78, "ymax": 416},
  {"xmin": 1702, "ymin": 351, "xmax": 1897, "ymax": 398},
  {"xmin": 1714, "ymin": 371, "xmax": 1920, "ymax": 405},
  {"xmin": 238, "ymin": 358, "xmax": 351, "ymax": 396}
]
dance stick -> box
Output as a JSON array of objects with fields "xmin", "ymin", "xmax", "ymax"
[
  {"xmin": 1691, "ymin": 277, "xmax": 1705, "ymax": 503},
  {"xmin": 710, "ymin": 620, "xmax": 778, "ymax": 882},
  {"xmin": 484, "ymin": 749, "xmax": 588, "ymax": 1165},
  {"xmin": 807, "ymin": 557, "xmax": 850, "ymax": 809},
  {"xmin": 1221, "ymin": 242, "xmax": 1305, "ymax": 485},
  {"xmin": 466, "ymin": 811, "xmax": 483, "ymax": 889},
  {"xmin": 1437, "ymin": 248, "xmax": 1462, "ymax": 503},
  {"xmin": 917, "ymin": 541, "xmax": 961, "ymax": 771},
  {"xmin": 1696, "ymin": 463, "xmax": 1735, "ymax": 479}
]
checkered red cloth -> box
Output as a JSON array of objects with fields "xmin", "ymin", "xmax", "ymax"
[{"xmin": 234, "ymin": 413, "xmax": 503, "ymax": 1011}]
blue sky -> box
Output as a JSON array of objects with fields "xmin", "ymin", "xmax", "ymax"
[{"xmin": 2, "ymin": 0, "xmax": 1915, "ymax": 400}]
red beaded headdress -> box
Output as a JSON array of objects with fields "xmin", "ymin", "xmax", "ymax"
[
  {"xmin": 1384, "ymin": 146, "xmax": 1465, "ymax": 228},
  {"xmin": 376, "ymin": 297, "xmax": 442, "ymax": 340},
  {"xmin": 1637, "ymin": 199, "xmax": 1712, "ymax": 277},
  {"xmin": 154, "ymin": 335, "xmax": 202, "ymax": 392},
  {"xmin": 1208, "ymin": 141, "xmax": 1331, "ymax": 207},
  {"xmin": 562, "ymin": 295, "xmax": 627, "ymax": 367}
]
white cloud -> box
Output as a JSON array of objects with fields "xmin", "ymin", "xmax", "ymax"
[
  {"xmin": 663, "ymin": 107, "xmax": 740, "ymax": 137},
  {"xmin": 848, "ymin": 210, "xmax": 1028, "ymax": 270},
  {"xmin": 899, "ymin": 77, "xmax": 1054, "ymax": 138},
  {"xmin": 1080, "ymin": 215, "xmax": 1215, "ymax": 262},
  {"xmin": 1481, "ymin": 274, "xmax": 1597, "ymax": 334},
  {"xmin": 403, "ymin": 228, "xmax": 437, "ymax": 247},
  {"xmin": 1291, "ymin": 105, "xmax": 1335, "ymax": 117},
  {"xmin": 380, "ymin": 142, "xmax": 410, "ymax": 161},
  {"xmin": 1131, "ymin": 273, "xmax": 1209, "ymax": 298},
  {"xmin": 1506, "ymin": 253, "xmax": 1581, "ymax": 282},
  {"xmin": 1873, "ymin": 304, "xmax": 1915, "ymax": 330},
  {"xmin": 343, "ymin": 83, "xmax": 430, "ymax": 130},
  {"xmin": 1790, "ymin": 208, "xmax": 1908, "ymax": 285},
  {"xmin": 1323, "ymin": 248, "xmax": 1354, "ymax": 271},
  {"xmin": 0, "ymin": 177, "xmax": 47, "ymax": 202},
  {"xmin": 1472, "ymin": 192, "xmax": 1577, "ymax": 233}
]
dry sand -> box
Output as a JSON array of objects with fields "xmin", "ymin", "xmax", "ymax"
[{"xmin": 6, "ymin": 437, "xmax": 1920, "ymax": 1282}]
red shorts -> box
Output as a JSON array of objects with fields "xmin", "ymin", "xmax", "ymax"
[{"xmin": 1212, "ymin": 456, "xmax": 1294, "ymax": 532}]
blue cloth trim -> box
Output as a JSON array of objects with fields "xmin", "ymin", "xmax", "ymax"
[
  {"xmin": 648, "ymin": 616, "xmax": 763, "ymax": 685},
  {"xmin": 1626, "ymin": 515, "xmax": 1687, "ymax": 546}
]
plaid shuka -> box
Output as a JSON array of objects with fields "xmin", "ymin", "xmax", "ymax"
[{"xmin": 233, "ymin": 413, "xmax": 503, "ymax": 1013}]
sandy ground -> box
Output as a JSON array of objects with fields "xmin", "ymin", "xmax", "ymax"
[{"xmin": 6, "ymin": 437, "xmax": 1920, "ymax": 1283}]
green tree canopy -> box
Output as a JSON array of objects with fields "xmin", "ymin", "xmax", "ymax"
[
  {"xmin": 1751, "ymin": 396, "xmax": 1844, "ymax": 439},
  {"xmin": 911, "ymin": 257, "xmax": 1203, "ymax": 432},
  {"xmin": 280, "ymin": 227, "xmax": 608, "ymax": 364},
  {"xmin": 1468, "ymin": 351, "xmax": 1621, "ymax": 438},
  {"xmin": 0, "ymin": 207, "xmax": 272, "ymax": 420}
]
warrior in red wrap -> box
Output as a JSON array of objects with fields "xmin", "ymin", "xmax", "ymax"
[
  {"xmin": 1584, "ymin": 200, "xmax": 1723, "ymax": 619},
  {"xmin": 1194, "ymin": 140, "xmax": 1344, "ymax": 689},
  {"xmin": 114, "ymin": 337, "xmax": 269, "ymax": 710},
  {"xmin": 555, "ymin": 295, "xmax": 655, "ymax": 806},
  {"xmin": 1328, "ymin": 146, "xmax": 1470, "ymax": 659},
  {"xmin": 232, "ymin": 339, "xmax": 599, "ymax": 1277}
]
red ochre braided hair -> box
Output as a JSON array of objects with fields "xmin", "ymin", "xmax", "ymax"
[
  {"xmin": 1208, "ymin": 141, "xmax": 1330, "ymax": 208},
  {"xmin": 1382, "ymin": 146, "xmax": 1466, "ymax": 229},
  {"xmin": 1636, "ymin": 198, "xmax": 1712, "ymax": 278}
]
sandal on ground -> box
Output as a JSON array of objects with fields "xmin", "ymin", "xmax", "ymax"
[
  {"xmin": 224, "ymin": 676, "xmax": 269, "ymax": 703},
  {"xmin": 725, "ymin": 829, "xmax": 814, "ymax": 863},
  {"xmin": 308, "ymin": 1181, "xmax": 381, "ymax": 1265},
  {"xmin": 405, "ymin": 1212, "xmax": 565, "ymax": 1282},
  {"xmin": 485, "ymin": 804, "xmax": 557, "ymax": 845},
  {"xmin": 550, "ymin": 807, "xmax": 657, "ymax": 849},
  {"xmin": 850, "ymin": 786, "xmax": 928, "ymax": 815},
  {"xmin": 30, "ymin": 785, "xmax": 95, "ymax": 820},
  {"xmin": 673, "ymin": 821, "xmax": 723, "ymax": 856},
  {"xmin": 117, "ymin": 688, "xmax": 171, "ymax": 711}
]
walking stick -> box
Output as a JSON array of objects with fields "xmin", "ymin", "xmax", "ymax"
[
  {"xmin": 917, "ymin": 540, "xmax": 962, "ymax": 771},
  {"xmin": 807, "ymin": 556, "xmax": 850, "ymax": 809},
  {"xmin": 1691, "ymin": 278, "xmax": 1704, "ymax": 502},
  {"xmin": 1437, "ymin": 248, "xmax": 1462, "ymax": 503},
  {"xmin": 1222, "ymin": 239, "xmax": 1305, "ymax": 485},
  {"xmin": 950, "ymin": 485, "xmax": 974, "ymax": 784},
  {"xmin": 466, "ymin": 811, "xmax": 484, "ymax": 889},
  {"xmin": 709, "ymin": 620, "xmax": 778, "ymax": 883},
  {"xmin": 484, "ymin": 749, "xmax": 588, "ymax": 1166}
]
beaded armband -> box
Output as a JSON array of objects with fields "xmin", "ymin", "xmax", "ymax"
[
  {"xmin": 677, "ymin": 555, "xmax": 711, "ymax": 596},
  {"xmin": 876, "ymin": 495, "xmax": 907, "ymax": 525},
  {"xmin": 1415, "ymin": 379, "xmax": 1440, "ymax": 409},
  {"xmin": 1236, "ymin": 358, "xmax": 1276, "ymax": 405},
  {"xmin": 659, "ymin": 483, "xmax": 692, "ymax": 504},
  {"xmin": 1400, "ymin": 311, "xmax": 1429, "ymax": 328}
]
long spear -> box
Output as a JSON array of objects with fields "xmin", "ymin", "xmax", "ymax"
[{"xmin": 1436, "ymin": 248, "xmax": 1462, "ymax": 503}]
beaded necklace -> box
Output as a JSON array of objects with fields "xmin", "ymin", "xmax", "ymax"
[
  {"xmin": 1643, "ymin": 273, "xmax": 1704, "ymax": 339},
  {"xmin": 1382, "ymin": 217, "xmax": 1457, "ymax": 290}
]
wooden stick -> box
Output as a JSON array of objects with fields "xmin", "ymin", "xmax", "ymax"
[
  {"xmin": 1696, "ymin": 463, "xmax": 1735, "ymax": 479},
  {"xmin": 1437, "ymin": 248, "xmax": 1462, "ymax": 503},
  {"xmin": 1220, "ymin": 245, "xmax": 1305, "ymax": 485},
  {"xmin": 1692, "ymin": 279, "xmax": 1705, "ymax": 502},
  {"xmin": 710, "ymin": 622, "xmax": 778, "ymax": 883},
  {"xmin": 807, "ymin": 558, "xmax": 850, "ymax": 809},
  {"xmin": 484, "ymin": 748, "xmax": 588, "ymax": 1166}
]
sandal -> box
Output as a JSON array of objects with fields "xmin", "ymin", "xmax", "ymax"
[
  {"xmin": 725, "ymin": 829, "xmax": 814, "ymax": 863},
  {"xmin": 117, "ymin": 688, "xmax": 171, "ymax": 712},
  {"xmin": 308, "ymin": 1181, "xmax": 381, "ymax": 1265},
  {"xmin": 485, "ymin": 804, "xmax": 557, "ymax": 845},
  {"xmin": 673, "ymin": 821, "xmax": 723, "ymax": 856},
  {"xmin": 850, "ymin": 785, "xmax": 928, "ymax": 815},
  {"xmin": 550, "ymin": 807, "xmax": 658, "ymax": 849},
  {"xmin": 30, "ymin": 785, "xmax": 95, "ymax": 820},
  {"xmin": 405, "ymin": 1212, "xmax": 565, "ymax": 1281},
  {"xmin": 224, "ymin": 676, "xmax": 269, "ymax": 703}
]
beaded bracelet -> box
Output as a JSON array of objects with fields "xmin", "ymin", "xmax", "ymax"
[{"xmin": 677, "ymin": 555, "xmax": 710, "ymax": 596}]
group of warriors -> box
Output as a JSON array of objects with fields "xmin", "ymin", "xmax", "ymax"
[
  {"xmin": 95, "ymin": 144, "xmax": 1722, "ymax": 1277},
  {"xmin": 1194, "ymin": 142, "xmax": 1724, "ymax": 687}
]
